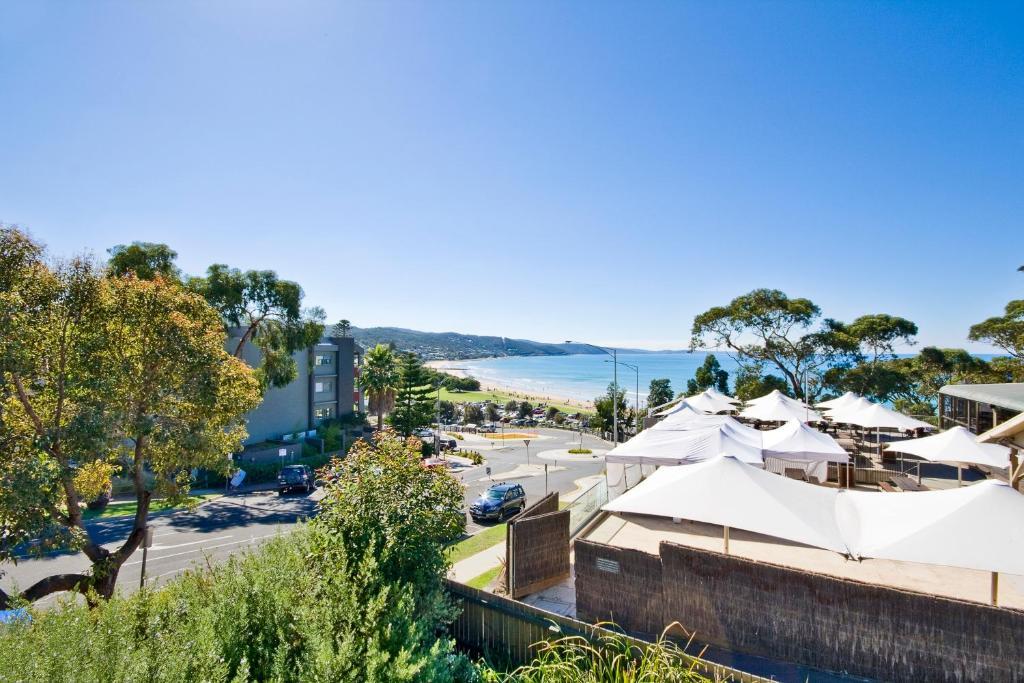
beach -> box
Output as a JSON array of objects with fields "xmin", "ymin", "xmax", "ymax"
[{"xmin": 426, "ymin": 359, "xmax": 595, "ymax": 410}]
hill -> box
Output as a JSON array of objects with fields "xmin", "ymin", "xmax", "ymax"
[{"xmin": 350, "ymin": 327, "xmax": 609, "ymax": 360}]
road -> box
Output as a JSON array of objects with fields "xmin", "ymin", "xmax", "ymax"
[{"xmin": 1, "ymin": 428, "xmax": 609, "ymax": 604}]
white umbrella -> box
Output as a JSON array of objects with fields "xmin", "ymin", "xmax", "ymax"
[
  {"xmin": 683, "ymin": 390, "xmax": 739, "ymax": 414},
  {"xmin": 652, "ymin": 414, "xmax": 763, "ymax": 443},
  {"xmin": 763, "ymin": 420, "xmax": 849, "ymax": 463},
  {"xmin": 746, "ymin": 389, "xmax": 809, "ymax": 408},
  {"xmin": 828, "ymin": 399, "xmax": 933, "ymax": 431},
  {"xmin": 740, "ymin": 394, "xmax": 822, "ymax": 423},
  {"xmin": 885, "ymin": 426, "xmax": 1010, "ymax": 486},
  {"xmin": 815, "ymin": 391, "xmax": 861, "ymax": 410},
  {"xmin": 705, "ymin": 387, "xmax": 741, "ymax": 404}
]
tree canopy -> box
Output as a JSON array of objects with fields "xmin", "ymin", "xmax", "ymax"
[
  {"xmin": 106, "ymin": 242, "xmax": 180, "ymax": 281},
  {"xmin": 360, "ymin": 343, "xmax": 398, "ymax": 431},
  {"xmin": 0, "ymin": 227, "xmax": 260, "ymax": 607},
  {"xmin": 388, "ymin": 353, "xmax": 435, "ymax": 437},
  {"xmin": 969, "ymin": 299, "xmax": 1024, "ymax": 367},
  {"xmin": 686, "ymin": 354, "xmax": 729, "ymax": 395},
  {"xmin": 187, "ymin": 264, "xmax": 325, "ymax": 389},
  {"xmin": 646, "ymin": 378, "xmax": 673, "ymax": 409}
]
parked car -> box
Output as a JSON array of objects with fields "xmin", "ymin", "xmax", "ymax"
[
  {"xmin": 478, "ymin": 424, "xmax": 498, "ymax": 433},
  {"xmin": 414, "ymin": 428, "xmax": 434, "ymax": 439},
  {"xmin": 277, "ymin": 464, "xmax": 314, "ymax": 495},
  {"xmin": 469, "ymin": 483, "xmax": 526, "ymax": 522},
  {"xmin": 435, "ymin": 434, "xmax": 457, "ymax": 451}
]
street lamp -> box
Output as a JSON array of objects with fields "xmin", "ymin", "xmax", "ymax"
[
  {"xmin": 606, "ymin": 360, "xmax": 640, "ymax": 436},
  {"xmin": 566, "ymin": 340, "xmax": 618, "ymax": 444}
]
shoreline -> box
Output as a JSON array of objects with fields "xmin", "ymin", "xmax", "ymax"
[{"xmin": 426, "ymin": 360, "xmax": 595, "ymax": 411}]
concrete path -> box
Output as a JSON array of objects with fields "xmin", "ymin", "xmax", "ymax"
[{"xmin": 449, "ymin": 542, "xmax": 505, "ymax": 582}]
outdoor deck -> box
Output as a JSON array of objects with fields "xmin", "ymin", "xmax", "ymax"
[{"xmin": 585, "ymin": 513, "xmax": 1024, "ymax": 609}]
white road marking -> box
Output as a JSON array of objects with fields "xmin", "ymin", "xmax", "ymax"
[
  {"xmin": 123, "ymin": 533, "xmax": 280, "ymax": 566},
  {"xmin": 146, "ymin": 535, "xmax": 233, "ymax": 551}
]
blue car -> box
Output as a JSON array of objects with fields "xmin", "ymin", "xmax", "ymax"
[{"xmin": 470, "ymin": 483, "xmax": 526, "ymax": 522}]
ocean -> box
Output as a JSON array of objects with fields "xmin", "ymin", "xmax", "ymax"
[{"xmin": 453, "ymin": 352, "xmax": 744, "ymax": 405}]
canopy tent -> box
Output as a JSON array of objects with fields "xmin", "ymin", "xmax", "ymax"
[
  {"xmin": 827, "ymin": 398, "xmax": 933, "ymax": 431},
  {"xmin": 763, "ymin": 420, "xmax": 849, "ymax": 463},
  {"xmin": 885, "ymin": 426, "xmax": 1011, "ymax": 469},
  {"xmin": 815, "ymin": 391, "xmax": 861, "ymax": 410},
  {"xmin": 604, "ymin": 424, "xmax": 763, "ymax": 466},
  {"xmin": 740, "ymin": 394, "xmax": 822, "ymax": 423},
  {"xmin": 836, "ymin": 480, "xmax": 1024, "ymax": 576},
  {"xmin": 652, "ymin": 413, "xmax": 762, "ymax": 440},
  {"xmin": 705, "ymin": 387, "xmax": 741, "ymax": 404},
  {"xmin": 745, "ymin": 389, "xmax": 810, "ymax": 408},
  {"xmin": 604, "ymin": 456, "xmax": 1024, "ymax": 580},
  {"xmin": 603, "ymin": 456, "xmax": 848, "ymax": 552},
  {"xmin": 654, "ymin": 401, "xmax": 704, "ymax": 420},
  {"xmin": 683, "ymin": 390, "xmax": 739, "ymax": 414}
]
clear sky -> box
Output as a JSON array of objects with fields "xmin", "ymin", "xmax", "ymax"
[{"xmin": 2, "ymin": 2, "xmax": 1021, "ymax": 350}]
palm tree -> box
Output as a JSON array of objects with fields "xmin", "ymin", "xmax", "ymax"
[{"xmin": 360, "ymin": 343, "xmax": 398, "ymax": 431}]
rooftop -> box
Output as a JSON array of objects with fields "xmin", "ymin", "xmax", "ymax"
[
  {"xmin": 939, "ymin": 383, "xmax": 1024, "ymax": 412},
  {"xmin": 586, "ymin": 512, "xmax": 1024, "ymax": 609}
]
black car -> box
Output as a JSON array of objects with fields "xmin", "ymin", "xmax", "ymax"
[
  {"xmin": 470, "ymin": 483, "xmax": 526, "ymax": 522},
  {"xmin": 277, "ymin": 464, "xmax": 314, "ymax": 495},
  {"xmin": 435, "ymin": 435, "xmax": 457, "ymax": 452}
]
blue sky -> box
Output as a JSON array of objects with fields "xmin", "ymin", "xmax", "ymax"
[{"xmin": 1, "ymin": 2, "xmax": 1021, "ymax": 350}]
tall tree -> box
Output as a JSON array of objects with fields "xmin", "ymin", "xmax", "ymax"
[
  {"xmin": 646, "ymin": 378, "xmax": 673, "ymax": 409},
  {"xmin": 733, "ymin": 363, "xmax": 791, "ymax": 402},
  {"xmin": 360, "ymin": 343, "xmax": 398, "ymax": 431},
  {"xmin": 969, "ymin": 300, "xmax": 1024, "ymax": 363},
  {"xmin": 691, "ymin": 289, "xmax": 858, "ymax": 399},
  {"xmin": 484, "ymin": 402, "xmax": 500, "ymax": 422},
  {"xmin": 0, "ymin": 228, "xmax": 260, "ymax": 607},
  {"xmin": 463, "ymin": 404, "xmax": 484, "ymax": 424},
  {"xmin": 592, "ymin": 383, "xmax": 630, "ymax": 441},
  {"xmin": 686, "ymin": 354, "xmax": 730, "ymax": 395},
  {"xmin": 438, "ymin": 400, "xmax": 457, "ymax": 424},
  {"xmin": 107, "ymin": 242, "xmax": 181, "ymax": 281},
  {"xmin": 388, "ymin": 353, "xmax": 435, "ymax": 437},
  {"xmin": 332, "ymin": 319, "xmax": 351, "ymax": 338},
  {"xmin": 517, "ymin": 401, "xmax": 534, "ymax": 418},
  {"xmin": 821, "ymin": 314, "xmax": 918, "ymax": 400},
  {"xmin": 187, "ymin": 264, "xmax": 324, "ymax": 389}
]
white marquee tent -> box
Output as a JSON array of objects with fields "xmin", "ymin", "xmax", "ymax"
[
  {"xmin": 815, "ymin": 391, "xmax": 861, "ymax": 410},
  {"xmin": 683, "ymin": 390, "xmax": 739, "ymax": 414},
  {"xmin": 746, "ymin": 389, "xmax": 810, "ymax": 408},
  {"xmin": 827, "ymin": 398, "xmax": 933, "ymax": 431},
  {"xmin": 740, "ymin": 394, "xmax": 822, "ymax": 423},
  {"xmin": 604, "ymin": 424, "xmax": 763, "ymax": 466},
  {"xmin": 763, "ymin": 420, "xmax": 850, "ymax": 462},
  {"xmin": 604, "ymin": 455, "xmax": 1024, "ymax": 579},
  {"xmin": 706, "ymin": 387, "xmax": 741, "ymax": 404},
  {"xmin": 654, "ymin": 401, "xmax": 704, "ymax": 420}
]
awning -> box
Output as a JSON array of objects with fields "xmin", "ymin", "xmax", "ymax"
[
  {"xmin": 885, "ymin": 426, "xmax": 1010, "ymax": 469},
  {"xmin": 603, "ymin": 456, "xmax": 848, "ymax": 552},
  {"xmin": 827, "ymin": 398, "xmax": 933, "ymax": 431},
  {"xmin": 683, "ymin": 390, "xmax": 739, "ymax": 414},
  {"xmin": 605, "ymin": 425, "xmax": 763, "ymax": 466},
  {"xmin": 815, "ymin": 391, "xmax": 861, "ymax": 410}
]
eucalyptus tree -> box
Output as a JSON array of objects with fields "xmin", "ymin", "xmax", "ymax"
[
  {"xmin": 187, "ymin": 264, "xmax": 324, "ymax": 390},
  {"xmin": 0, "ymin": 227, "xmax": 260, "ymax": 607}
]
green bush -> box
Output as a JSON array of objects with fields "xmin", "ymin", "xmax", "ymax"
[
  {"xmin": 0, "ymin": 429, "xmax": 475, "ymax": 682},
  {"xmin": 463, "ymin": 450, "xmax": 484, "ymax": 465},
  {"xmin": 567, "ymin": 448, "xmax": 592, "ymax": 455}
]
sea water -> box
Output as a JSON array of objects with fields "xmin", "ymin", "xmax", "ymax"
[{"xmin": 453, "ymin": 352, "xmax": 743, "ymax": 405}]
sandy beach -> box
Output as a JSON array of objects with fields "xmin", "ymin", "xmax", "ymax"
[{"xmin": 426, "ymin": 359, "xmax": 594, "ymax": 410}]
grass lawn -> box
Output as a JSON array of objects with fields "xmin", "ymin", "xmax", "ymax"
[
  {"xmin": 83, "ymin": 493, "xmax": 222, "ymax": 520},
  {"xmin": 438, "ymin": 387, "xmax": 590, "ymax": 416},
  {"xmin": 466, "ymin": 565, "xmax": 502, "ymax": 590},
  {"xmin": 446, "ymin": 522, "xmax": 507, "ymax": 564}
]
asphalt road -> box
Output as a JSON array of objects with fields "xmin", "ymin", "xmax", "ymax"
[{"xmin": 1, "ymin": 428, "xmax": 608, "ymax": 605}]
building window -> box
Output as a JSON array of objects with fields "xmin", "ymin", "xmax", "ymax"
[
  {"xmin": 315, "ymin": 354, "xmax": 333, "ymax": 366},
  {"xmin": 314, "ymin": 406, "xmax": 334, "ymax": 420},
  {"xmin": 315, "ymin": 380, "xmax": 334, "ymax": 394}
]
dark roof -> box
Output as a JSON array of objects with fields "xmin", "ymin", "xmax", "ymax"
[
  {"xmin": 939, "ymin": 383, "xmax": 1024, "ymax": 412},
  {"xmin": 488, "ymin": 482, "xmax": 518, "ymax": 491}
]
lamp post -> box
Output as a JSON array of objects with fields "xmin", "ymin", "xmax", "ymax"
[
  {"xmin": 607, "ymin": 359, "xmax": 640, "ymax": 436},
  {"xmin": 566, "ymin": 340, "xmax": 618, "ymax": 444}
]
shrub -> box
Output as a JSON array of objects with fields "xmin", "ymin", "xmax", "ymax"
[
  {"xmin": 567, "ymin": 448, "xmax": 592, "ymax": 455},
  {"xmin": 463, "ymin": 450, "xmax": 484, "ymax": 465}
]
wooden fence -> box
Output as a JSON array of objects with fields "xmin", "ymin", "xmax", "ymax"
[
  {"xmin": 506, "ymin": 492, "xmax": 570, "ymax": 598},
  {"xmin": 446, "ymin": 580, "xmax": 770, "ymax": 682}
]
